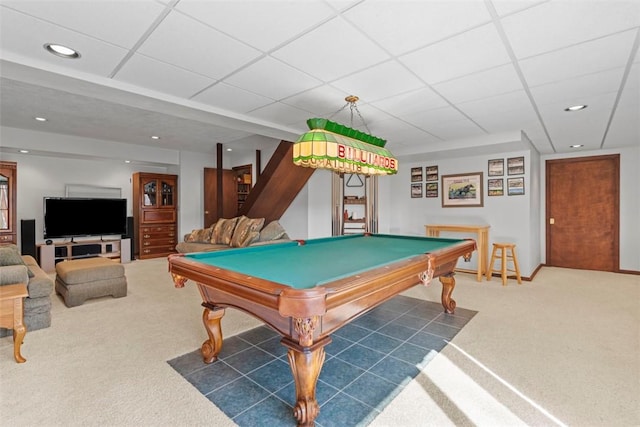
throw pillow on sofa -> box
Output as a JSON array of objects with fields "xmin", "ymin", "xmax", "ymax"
[
  {"xmin": 0, "ymin": 244, "xmax": 34, "ymax": 278},
  {"xmin": 230, "ymin": 216, "xmax": 265, "ymax": 248},
  {"xmin": 185, "ymin": 226, "xmax": 213, "ymax": 243},
  {"xmin": 258, "ymin": 220, "xmax": 289, "ymax": 242},
  {"xmin": 211, "ymin": 217, "xmax": 239, "ymax": 245}
]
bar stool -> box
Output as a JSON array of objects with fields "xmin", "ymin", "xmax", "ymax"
[{"xmin": 486, "ymin": 243, "xmax": 522, "ymax": 286}]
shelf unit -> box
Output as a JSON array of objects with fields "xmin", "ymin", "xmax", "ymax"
[
  {"xmin": 39, "ymin": 238, "xmax": 131, "ymax": 273},
  {"xmin": 342, "ymin": 174, "xmax": 367, "ymax": 235},
  {"xmin": 233, "ymin": 164, "xmax": 252, "ymax": 212}
]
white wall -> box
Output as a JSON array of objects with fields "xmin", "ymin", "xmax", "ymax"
[
  {"xmin": 383, "ymin": 149, "xmax": 537, "ymax": 275},
  {"xmin": 177, "ymin": 150, "xmax": 216, "ymax": 236}
]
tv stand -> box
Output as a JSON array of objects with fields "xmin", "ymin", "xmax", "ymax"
[{"xmin": 38, "ymin": 238, "xmax": 131, "ymax": 273}]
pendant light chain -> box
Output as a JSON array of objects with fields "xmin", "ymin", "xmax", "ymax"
[{"xmin": 327, "ymin": 95, "xmax": 371, "ymax": 134}]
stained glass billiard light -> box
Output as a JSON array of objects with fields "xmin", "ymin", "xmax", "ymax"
[{"xmin": 293, "ymin": 96, "xmax": 398, "ymax": 175}]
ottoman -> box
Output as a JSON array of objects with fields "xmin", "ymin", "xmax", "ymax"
[{"xmin": 55, "ymin": 258, "xmax": 127, "ymax": 307}]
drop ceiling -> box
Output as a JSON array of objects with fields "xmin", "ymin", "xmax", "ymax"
[{"xmin": 0, "ymin": 0, "xmax": 638, "ymax": 159}]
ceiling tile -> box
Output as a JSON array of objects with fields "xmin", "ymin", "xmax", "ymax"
[
  {"xmin": 457, "ymin": 90, "xmax": 539, "ymax": 133},
  {"xmin": 400, "ymin": 23, "xmax": 511, "ymax": 85},
  {"xmin": 282, "ymin": 85, "xmax": 356, "ymax": 117},
  {"xmin": 0, "ymin": 7, "xmax": 129, "ymax": 76},
  {"xmin": 331, "ymin": 60, "xmax": 424, "ymax": 102},
  {"xmin": 1, "ymin": 0, "xmax": 165, "ymax": 48},
  {"xmin": 602, "ymin": 63, "xmax": 639, "ymax": 148},
  {"xmin": 379, "ymin": 120, "xmax": 441, "ymax": 147},
  {"xmin": 115, "ymin": 53, "xmax": 215, "ymax": 98},
  {"xmin": 540, "ymin": 92, "xmax": 618, "ymax": 148},
  {"xmin": 433, "ymin": 64, "xmax": 523, "ymax": 104},
  {"xmin": 458, "ymin": 90, "xmax": 533, "ymax": 117},
  {"xmin": 370, "ymin": 87, "xmax": 449, "ymax": 117},
  {"xmin": 271, "ymin": 16, "xmax": 390, "ymax": 82},
  {"xmin": 245, "ymin": 102, "xmax": 313, "ymax": 127},
  {"xmin": 343, "ymin": 0, "xmax": 491, "ymax": 56},
  {"xmin": 223, "ymin": 56, "xmax": 321, "ymax": 100},
  {"xmin": 175, "ymin": 0, "xmax": 336, "ymax": 52},
  {"xmin": 425, "ymin": 118, "xmax": 487, "ymax": 141},
  {"xmin": 469, "ymin": 108, "xmax": 539, "ymax": 134},
  {"xmin": 491, "ymin": 1, "xmax": 547, "ymax": 17},
  {"xmin": 192, "ymin": 82, "xmax": 274, "ymax": 114},
  {"xmin": 520, "ymin": 30, "xmax": 637, "ymax": 87},
  {"xmin": 530, "ymin": 67, "xmax": 625, "ymax": 107},
  {"xmin": 402, "ymin": 105, "xmax": 470, "ymax": 130},
  {"xmin": 501, "ymin": 0, "xmax": 640, "ymax": 58},
  {"xmin": 138, "ymin": 10, "xmax": 262, "ymax": 80}
]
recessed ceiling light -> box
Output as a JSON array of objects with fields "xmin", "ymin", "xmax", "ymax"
[
  {"xmin": 44, "ymin": 43, "xmax": 80, "ymax": 59},
  {"xmin": 564, "ymin": 105, "xmax": 587, "ymax": 112},
  {"xmin": 124, "ymin": 160, "xmax": 131, "ymax": 164},
  {"xmin": 19, "ymin": 150, "xmax": 29, "ymax": 154},
  {"xmin": 34, "ymin": 117, "xmax": 47, "ymax": 122},
  {"xmin": 151, "ymin": 135, "xmax": 160, "ymax": 140},
  {"xmin": 570, "ymin": 144, "xmax": 584, "ymax": 148},
  {"xmin": 226, "ymin": 148, "xmax": 232, "ymax": 152}
]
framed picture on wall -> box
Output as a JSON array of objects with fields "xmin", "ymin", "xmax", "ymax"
[
  {"xmin": 441, "ymin": 172, "xmax": 484, "ymax": 207},
  {"xmin": 488, "ymin": 159, "xmax": 504, "ymax": 176},
  {"xmin": 426, "ymin": 182, "xmax": 438, "ymax": 198},
  {"xmin": 507, "ymin": 177, "xmax": 525, "ymax": 195},
  {"xmin": 411, "ymin": 183, "xmax": 423, "ymax": 198},
  {"xmin": 411, "ymin": 167, "xmax": 423, "ymax": 182},
  {"xmin": 425, "ymin": 166, "xmax": 439, "ymax": 182},
  {"xmin": 488, "ymin": 178, "xmax": 504, "ymax": 196},
  {"xmin": 507, "ymin": 156, "xmax": 525, "ymax": 175}
]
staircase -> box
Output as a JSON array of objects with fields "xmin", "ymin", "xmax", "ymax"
[{"xmin": 238, "ymin": 140, "xmax": 315, "ymax": 223}]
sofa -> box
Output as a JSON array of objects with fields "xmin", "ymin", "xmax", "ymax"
[
  {"xmin": 176, "ymin": 216, "xmax": 290, "ymax": 254},
  {"xmin": 0, "ymin": 244, "xmax": 54, "ymax": 337}
]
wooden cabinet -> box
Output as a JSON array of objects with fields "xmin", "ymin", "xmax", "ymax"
[
  {"xmin": 133, "ymin": 173, "xmax": 178, "ymax": 259},
  {"xmin": 0, "ymin": 162, "xmax": 17, "ymax": 244}
]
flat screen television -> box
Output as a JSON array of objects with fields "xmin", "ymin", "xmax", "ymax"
[{"xmin": 43, "ymin": 197, "xmax": 127, "ymax": 239}]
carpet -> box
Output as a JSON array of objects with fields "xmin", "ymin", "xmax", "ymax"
[{"xmin": 169, "ymin": 295, "xmax": 477, "ymax": 427}]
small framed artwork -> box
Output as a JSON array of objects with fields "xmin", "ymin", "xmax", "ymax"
[
  {"xmin": 411, "ymin": 167, "xmax": 423, "ymax": 182},
  {"xmin": 488, "ymin": 178, "xmax": 504, "ymax": 196},
  {"xmin": 507, "ymin": 156, "xmax": 525, "ymax": 175},
  {"xmin": 425, "ymin": 165, "xmax": 439, "ymax": 182},
  {"xmin": 411, "ymin": 183, "xmax": 423, "ymax": 198},
  {"xmin": 426, "ymin": 182, "xmax": 438, "ymax": 198},
  {"xmin": 441, "ymin": 172, "xmax": 484, "ymax": 207},
  {"xmin": 507, "ymin": 177, "xmax": 525, "ymax": 196},
  {"xmin": 488, "ymin": 158, "xmax": 504, "ymax": 176}
]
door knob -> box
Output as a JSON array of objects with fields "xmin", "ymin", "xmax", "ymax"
[{"xmin": 549, "ymin": 218, "xmax": 555, "ymax": 225}]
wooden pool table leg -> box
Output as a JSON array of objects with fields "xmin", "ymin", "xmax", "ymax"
[
  {"xmin": 282, "ymin": 335, "xmax": 332, "ymax": 427},
  {"xmin": 200, "ymin": 305, "xmax": 225, "ymax": 364},
  {"xmin": 439, "ymin": 273, "xmax": 457, "ymax": 314}
]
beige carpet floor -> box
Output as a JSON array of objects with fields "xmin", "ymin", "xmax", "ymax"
[{"xmin": 1, "ymin": 258, "xmax": 638, "ymax": 426}]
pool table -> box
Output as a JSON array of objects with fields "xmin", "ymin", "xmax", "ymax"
[{"xmin": 169, "ymin": 233, "xmax": 476, "ymax": 426}]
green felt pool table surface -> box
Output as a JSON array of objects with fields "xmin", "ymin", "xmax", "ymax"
[{"xmin": 184, "ymin": 234, "xmax": 468, "ymax": 289}]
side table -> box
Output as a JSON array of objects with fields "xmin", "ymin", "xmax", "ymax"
[{"xmin": 0, "ymin": 283, "xmax": 28, "ymax": 363}]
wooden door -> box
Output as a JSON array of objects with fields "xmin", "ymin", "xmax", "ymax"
[
  {"xmin": 203, "ymin": 168, "xmax": 236, "ymax": 228},
  {"xmin": 0, "ymin": 161, "xmax": 17, "ymax": 244},
  {"xmin": 546, "ymin": 155, "xmax": 619, "ymax": 271}
]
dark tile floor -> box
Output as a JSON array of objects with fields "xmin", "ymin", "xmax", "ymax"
[{"xmin": 168, "ymin": 295, "xmax": 477, "ymax": 427}]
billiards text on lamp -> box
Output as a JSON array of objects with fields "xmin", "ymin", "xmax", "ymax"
[{"xmin": 293, "ymin": 117, "xmax": 398, "ymax": 175}]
